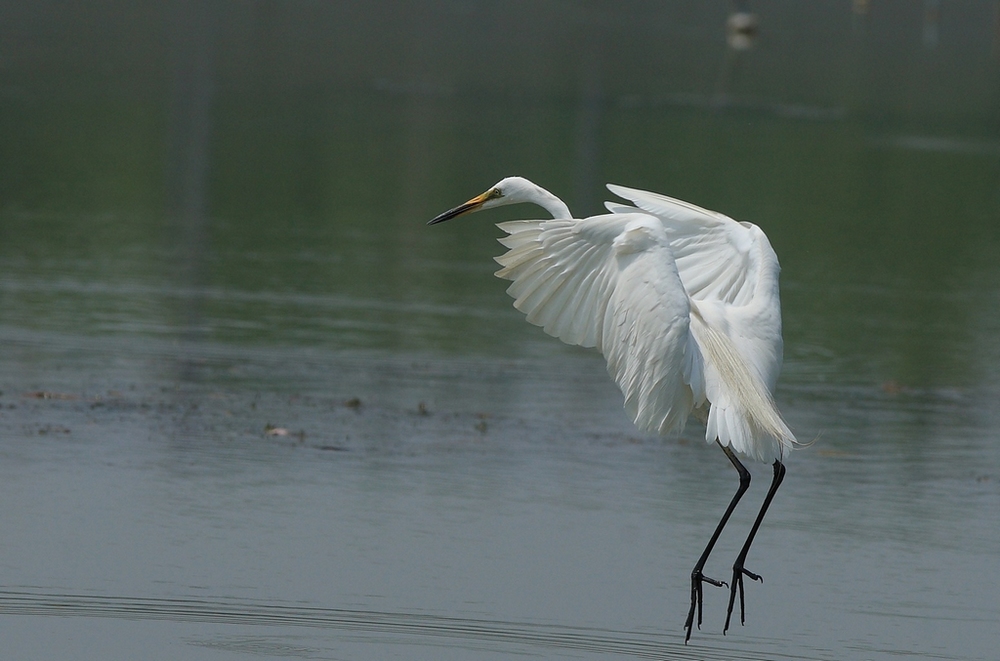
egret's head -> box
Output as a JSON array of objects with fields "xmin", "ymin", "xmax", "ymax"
[{"xmin": 427, "ymin": 177, "xmax": 529, "ymax": 225}]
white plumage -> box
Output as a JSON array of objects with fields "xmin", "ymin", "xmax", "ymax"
[
  {"xmin": 430, "ymin": 176, "xmax": 794, "ymax": 463},
  {"xmin": 495, "ymin": 214, "xmax": 695, "ymax": 437},
  {"xmin": 428, "ymin": 175, "xmax": 797, "ymax": 639}
]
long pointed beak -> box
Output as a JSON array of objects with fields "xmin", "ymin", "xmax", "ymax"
[{"xmin": 427, "ymin": 189, "xmax": 498, "ymax": 225}]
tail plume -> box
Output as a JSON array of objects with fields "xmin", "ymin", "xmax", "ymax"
[{"xmin": 691, "ymin": 309, "xmax": 795, "ymax": 459}]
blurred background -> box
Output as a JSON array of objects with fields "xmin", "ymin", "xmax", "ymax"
[
  {"xmin": 2, "ymin": 0, "xmax": 999, "ymax": 380},
  {"xmin": 0, "ymin": 2, "xmax": 998, "ymax": 660}
]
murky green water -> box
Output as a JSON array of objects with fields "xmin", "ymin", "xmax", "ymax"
[{"xmin": 1, "ymin": 3, "xmax": 999, "ymax": 659}]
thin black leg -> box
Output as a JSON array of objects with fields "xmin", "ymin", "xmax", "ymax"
[
  {"xmin": 684, "ymin": 442, "xmax": 751, "ymax": 644},
  {"xmin": 723, "ymin": 459, "xmax": 785, "ymax": 634}
]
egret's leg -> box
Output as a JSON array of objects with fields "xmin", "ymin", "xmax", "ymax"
[
  {"xmin": 723, "ymin": 459, "xmax": 785, "ymax": 634},
  {"xmin": 684, "ymin": 443, "xmax": 751, "ymax": 644}
]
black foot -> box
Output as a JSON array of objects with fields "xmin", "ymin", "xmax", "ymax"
[
  {"xmin": 684, "ymin": 568, "xmax": 727, "ymax": 643},
  {"xmin": 723, "ymin": 564, "xmax": 762, "ymax": 634}
]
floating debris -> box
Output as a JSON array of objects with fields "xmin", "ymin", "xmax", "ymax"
[
  {"xmin": 881, "ymin": 380, "xmax": 903, "ymax": 395},
  {"xmin": 417, "ymin": 402, "xmax": 429, "ymax": 416},
  {"xmin": 344, "ymin": 397, "xmax": 362, "ymax": 409},
  {"xmin": 24, "ymin": 391, "xmax": 78, "ymax": 400},
  {"xmin": 38, "ymin": 425, "xmax": 71, "ymax": 435},
  {"xmin": 264, "ymin": 423, "xmax": 306, "ymax": 441}
]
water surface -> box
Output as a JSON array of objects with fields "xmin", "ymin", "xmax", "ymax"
[{"xmin": 1, "ymin": 3, "xmax": 999, "ymax": 659}]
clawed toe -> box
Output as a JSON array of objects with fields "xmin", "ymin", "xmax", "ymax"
[
  {"xmin": 684, "ymin": 569, "xmax": 727, "ymax": 643},
  {"xmin": 723, "ymin": 565, "xmax": 763, "ymax": 634}
]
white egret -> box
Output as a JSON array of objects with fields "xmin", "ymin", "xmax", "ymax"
[{"xmin": 428, "ymin": 176, "xmax": 796, "ymax": 642}]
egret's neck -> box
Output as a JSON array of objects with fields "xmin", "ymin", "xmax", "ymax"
[{"xmin": 527, "ymin": 184, "xmax": 572, "ymax": 219}]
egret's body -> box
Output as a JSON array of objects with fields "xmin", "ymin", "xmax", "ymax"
[{"xmin": 428, "ymin": 176, "xmax": 796, "ymax": 642}]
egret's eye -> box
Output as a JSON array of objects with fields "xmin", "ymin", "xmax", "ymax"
[{"xmin": 489, "ymin": 188, "xmax": 503, "ymax": 199}]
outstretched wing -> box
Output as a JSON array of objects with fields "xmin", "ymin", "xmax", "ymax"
[
  {"xmin": 606, "ymin": 185, "xmax": 795, "ymax": 460},
  {"xmin": 493, "ymin": 213, "xmax": 698, "ymax": 436},
  {"xmin": 605, "ymin": 184, "xmax": 758, "ymax": 306}
]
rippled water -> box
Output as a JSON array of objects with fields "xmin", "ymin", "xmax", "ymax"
[
  {"xmin": 1, "ymin": 270, "xmax": 997, "ymax": 660},
  {"xmin": 3, "ymin": 2, "xmax": 1000, "ymax": 659}
]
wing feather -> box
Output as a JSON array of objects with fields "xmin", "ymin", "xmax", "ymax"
[
  {"xmin": 495, "ymin": 214, "xmax": 695, "ymax": 436},
  {"xmin": 492, "ymin": 195, "xmax": 795, "ymax": 462},
  {"xmin": 606, "ymin": 184, "xmax": 757, "ymax": 305}
]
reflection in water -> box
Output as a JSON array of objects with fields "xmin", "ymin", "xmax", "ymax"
[{"xmin": 166, "ymin": 0, "xmax": 218, "ymax": 385}]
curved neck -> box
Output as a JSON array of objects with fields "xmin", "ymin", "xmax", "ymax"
[{"xmin": 525, "ymin": 183, "xmax": 572, "ymax": 219}]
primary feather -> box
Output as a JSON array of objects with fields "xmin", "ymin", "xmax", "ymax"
[{"xmin": 496, "ymin": 214, "xmax": 694, "ymax": 436}]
